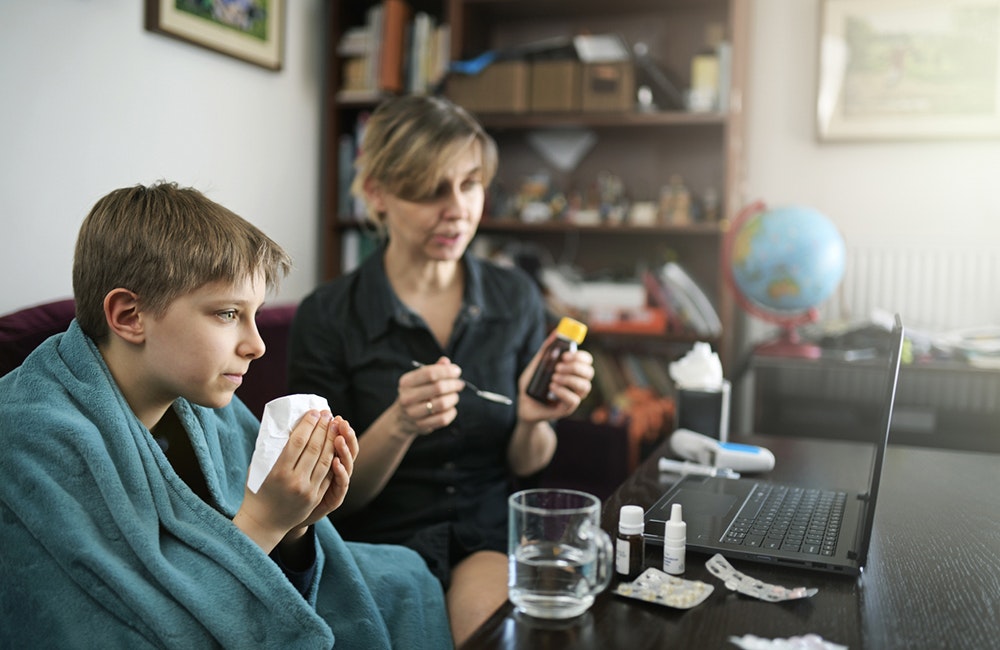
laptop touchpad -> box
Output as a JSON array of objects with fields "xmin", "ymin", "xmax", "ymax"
[{"xmin": 673, "ymin": 489, "xmax": 738, "ymax": 517}]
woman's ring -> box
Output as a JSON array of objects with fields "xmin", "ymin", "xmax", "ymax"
[{"xmin": 425, "ymin": 401, "xmax": 434, "ymax": 415}]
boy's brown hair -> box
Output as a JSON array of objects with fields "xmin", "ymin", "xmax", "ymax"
[{"xmin": 72, "ymin": 181, "xmax": 291, "ymax": 342}]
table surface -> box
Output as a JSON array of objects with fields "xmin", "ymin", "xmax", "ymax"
[{"xmin": 462, "ymin": 434, "xmax": 1000, "ymax": 649}]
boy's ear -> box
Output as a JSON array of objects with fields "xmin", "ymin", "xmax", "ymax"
[{"xmin": 103, "ymin": 289, "xmax": 145, "ymax": 344}]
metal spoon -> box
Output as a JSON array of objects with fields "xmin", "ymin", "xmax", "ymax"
[{"xmin": 410, "ymin": 360, "xmax": 513, "ymax": 405}]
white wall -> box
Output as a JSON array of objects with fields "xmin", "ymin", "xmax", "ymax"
[
  {"xmin": 746, "ymin": 0, "xmax": 1000, "ymax": 333},
  {"xmin": 0, "ymin": 0, "xmax": 324, "ymax": 315}
]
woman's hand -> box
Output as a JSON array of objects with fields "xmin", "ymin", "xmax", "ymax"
[
  {"xmin": 234, "ymin": 410, "xmax": 358, "ymax": 552},
  {"xmin": 517, "ymin": 330, "xmax": 596, "ymax": 424},
  {"xmin": 395, "ymin": 357, "xmax": 463, "ymax": 436}
]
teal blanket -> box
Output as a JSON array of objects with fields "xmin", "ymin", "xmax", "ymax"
[{"xmin": 0, "ymin": 322, "xmax": 452, "ymax": 649}]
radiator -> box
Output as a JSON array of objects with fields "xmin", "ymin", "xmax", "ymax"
[{"xmin": 828, "ymin": 245, "xmax": 1000, "ymax": 332}]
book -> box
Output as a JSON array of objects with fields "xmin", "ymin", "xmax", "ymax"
[
  {"xmin": 636, "ymin": 355, "xmax": 674, "ymax": 397},
  {"xmin": 364, "ymin": 4, "xmax": 383, "ymax": 93},
  {"xmin": 408, "ymin": 11, "xmax": 434, "ymax": 93},
  {"xmin": 337, "ymin": 134, "xmax": 355, "ymax": 222},
  {"xmin": 590, "ymin": 347, "xmax": 628, "ymax": 406},
  {"xmin": 642, "ymin": 269, "xmax": 683, "ymax": 333},
  {"xmin": 716, "ymin": 41, "xmax": 732, "ymax": 112},
  {"xmin": 619, "ymin": 353, "xmax": 651, "ymax": 390},
  {"xmin": 337, "ymin": 25, "xmax": 371, "ymax": 57},
  {"xmin": 661, "ymin": 262, "xmax": 722, "ymax": 337},
  {"xmin": 379, "ymin": 0, "xmax": 411, "ymax": 93}
]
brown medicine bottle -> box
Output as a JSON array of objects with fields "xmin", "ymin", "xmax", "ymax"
[
  {"xmin": 616, "ymin": 505, "xmax": 645, "ymax": 580},
  {"xmin": 526, "ymin": 317, "xmax": 588, "ymax": 404}
]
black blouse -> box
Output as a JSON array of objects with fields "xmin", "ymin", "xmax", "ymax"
[{"xmin": 287, "ymin": 247, "xmax": 545, "ymax": 582}]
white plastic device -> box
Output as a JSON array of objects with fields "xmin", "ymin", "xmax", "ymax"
[{"xmin": 668, "ymin": 428, "xmax": 775, "ymax": 474}]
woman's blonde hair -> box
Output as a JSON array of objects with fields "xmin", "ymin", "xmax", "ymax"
[
  {"xmin": 350, "ymin": 95, "xmax": 498, "ymax": 236},
  {"xmin": 72, "ymin": 181, "xmax": 291, "ymax": 342}
]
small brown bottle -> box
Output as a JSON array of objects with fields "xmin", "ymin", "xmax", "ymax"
[
  {"xmin": 526, "ymin": 317, "xmax": 588, "ymax": 404},
  {"xmin": 616, "ymin": 505, "xmax": 645, "ymax": 580}
]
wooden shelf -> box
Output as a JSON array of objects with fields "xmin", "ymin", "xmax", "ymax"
[
  {"xmin": 477, "ymin": 220, "xmax": 726, "ymax": 236},
  {"xmin": 477, "ymin": 111, "xmax": 727, "ymax": 130}
]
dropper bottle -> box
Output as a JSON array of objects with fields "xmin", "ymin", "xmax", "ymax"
[
  {"xmin": 662, "ymin": 503, "xmax": 686, "ymax": 575},
  {"xmin": 526, "ymin": 317, "xmax": 588, "ymax": 404}
]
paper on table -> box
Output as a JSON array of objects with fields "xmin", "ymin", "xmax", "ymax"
[{"xmin": 247, "ymin": 394, "xmax": 329, "ymax": 493}]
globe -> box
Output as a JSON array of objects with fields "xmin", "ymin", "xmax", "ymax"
[{"xmin": 723, "ymin": 201, "xmax": 846, "ymax": 357}]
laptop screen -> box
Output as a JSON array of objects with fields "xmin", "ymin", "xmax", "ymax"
[{"xmin": 854, "ymin": 314, "xmax": 904, "ymax": 566}]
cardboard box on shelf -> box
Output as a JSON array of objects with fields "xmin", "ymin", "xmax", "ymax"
[
  {"xmin": 581, "ymin": 62, "xmax": 635, "ymax": 112},
  {"xmin": 530, "ymin": 60, "xmax": 581, "ymax": 112},
  {"xmin": 446, "ymin": 61, "xmax": 529, "ymax": 114}
]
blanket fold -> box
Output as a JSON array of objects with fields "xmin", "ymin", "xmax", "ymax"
[{"xmin": 0, "ymin": 321, "xmax": 452, "ymax": 649}]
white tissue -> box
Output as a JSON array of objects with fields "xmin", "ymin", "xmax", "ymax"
[
  {"xmin": 247, "ymin": 394, "xmax": 329, "ymax": 493},
  {"xmin": 729, "ymin": 634, "xmax": 847, "ymax": 650},
  {"xmin": 669, "ymin": 341, "xmax": 724, "ymax": 390}
]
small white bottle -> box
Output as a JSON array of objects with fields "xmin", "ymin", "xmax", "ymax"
[{"xmin": 662, "ymin": 503, "xmax": 686, "ymax": 575}]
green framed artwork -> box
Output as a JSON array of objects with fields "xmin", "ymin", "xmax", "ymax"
[
  {"xmin": 145, "ymin": 0, "xmax": 284, "ymax": 71},
  {"xmin": 817, "ymin": 0, "xmax": 1000, "ymax": 140}
]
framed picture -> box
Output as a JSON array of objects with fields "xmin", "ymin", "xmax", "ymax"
[
  {"xmin": 817, "ymin": 0, "xmax": 1000, "ymax": 140},
  {"xmin": 145, "ymin": 0, "xmax": 284, "ymax": 71}
]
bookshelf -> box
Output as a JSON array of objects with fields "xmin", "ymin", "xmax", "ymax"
[{"xmin": 321, "ymin": 0, "xmax": 750, "ymax": 375}]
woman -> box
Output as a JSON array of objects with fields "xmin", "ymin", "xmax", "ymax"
[{"xmin": 288, "ymin": 95, "xmax": 594, "ymax": 645}]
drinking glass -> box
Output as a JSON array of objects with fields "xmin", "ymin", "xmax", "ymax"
[{"xmin": 508, "ymin": 488, "xmax": 613, "ymax": 619}]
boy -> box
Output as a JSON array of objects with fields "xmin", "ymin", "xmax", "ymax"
[{"xmin": 0, "ymin": 182, "xmax": 452, "ymax": 648}]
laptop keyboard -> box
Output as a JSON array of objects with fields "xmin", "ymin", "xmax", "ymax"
[{"xmin": 721, "ymin": 484, "xmax": 847, "ymax": 556}]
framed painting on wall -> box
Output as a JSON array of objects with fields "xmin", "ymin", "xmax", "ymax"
[
  {"xmin": 817, "ymin": 0, "xmax": 1000, "ymax": 140},
  {"xmin": 145, "ymin": 0, "xmax": 284, "ymax": 71}
]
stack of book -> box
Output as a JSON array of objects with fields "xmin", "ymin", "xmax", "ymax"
[
  {"xmin": 337, "ymin": 0, "xmax": 450, "ymax": 102},
  {"xmin": 643, "ymin": 262, "xmax": 722, "ymax": 338}
]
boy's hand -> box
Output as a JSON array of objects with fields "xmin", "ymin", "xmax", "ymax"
[
  {"xmin": 300, "ymin": 416, "xmax": 358, "ymax": 524},
  {"xmin": 234, "ymin": 410, "xmax": 357, "ymax": 552}
]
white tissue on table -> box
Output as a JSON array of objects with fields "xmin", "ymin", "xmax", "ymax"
[
  {"xmin": 729, "ymin": 634, "xmax": 847, "ymax": 650},
  {"xmin": 247, "ymin": 394, "xmax": 330, "ymax": 493}
]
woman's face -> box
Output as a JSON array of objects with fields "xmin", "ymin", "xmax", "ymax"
[{"xmin": 374, "ymin": 141, "xmax": 485, "ymax": 263}]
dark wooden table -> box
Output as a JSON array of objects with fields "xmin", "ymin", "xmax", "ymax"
[{"xmin": 462, "ymin": 434, "xmax": 1000, "ymax": 649}]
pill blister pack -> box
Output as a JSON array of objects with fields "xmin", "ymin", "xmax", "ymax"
[
  {"xmin": 705, "ymin": 554, "xmax": 818, "ymax": 602},
  {"xmin": 614, "ymin": 567, "xmax": 714, "ymax": 609}
]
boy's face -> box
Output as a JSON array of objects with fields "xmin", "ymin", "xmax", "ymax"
[{"xmin": 137, "ymin": 273, "xmax": 266, "ymax": 420}]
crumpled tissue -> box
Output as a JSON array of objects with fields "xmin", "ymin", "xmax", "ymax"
[
  {"xmin": 669, "ymin": 341, "xmax": 724, "ymax": 390},
  {"xmin": 247, "ymin": 394, "xmax": 329, "ymax": 493},
  {"xmin": 729, "ymin": 634, "xmax": 847, "ymax": 650}
]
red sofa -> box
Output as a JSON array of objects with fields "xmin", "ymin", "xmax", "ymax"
[{"xmin": 0, "ymin": 298, "xmax": 297, "ymax": 420}]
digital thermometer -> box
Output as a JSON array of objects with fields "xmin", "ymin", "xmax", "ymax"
[{"xmin": 668, "ymin": 428, "xmax": 775, "ymax": 473}]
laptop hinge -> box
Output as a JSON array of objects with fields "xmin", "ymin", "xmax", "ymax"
[{"xmin": 857, "ymin": 492, "xmax": 870, "ymax": 502}]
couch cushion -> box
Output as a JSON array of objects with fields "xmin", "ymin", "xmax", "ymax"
[{"xmin": 0, "ymin": 298, "xmax": 76, "ymax": 377}]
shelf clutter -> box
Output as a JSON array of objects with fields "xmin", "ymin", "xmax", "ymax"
[
  {"xmin": 336, "ymin": 0, "xmax": 450, "ymax": 103},
  {"xmin": 446, "ymin": 31, "xmax": 732, "ymax": 117}
]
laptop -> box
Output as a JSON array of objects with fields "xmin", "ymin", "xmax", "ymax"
[{"xmin": 644, "ymin": 314, "xmax": 904, "ymax": 575}]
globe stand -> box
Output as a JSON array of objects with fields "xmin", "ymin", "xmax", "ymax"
[{"xmin": 751, "ymin": 307, "xmax": 823, "ymax": 359}]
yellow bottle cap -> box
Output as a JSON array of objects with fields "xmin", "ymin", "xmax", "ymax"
[{"xmin": 556, "ymin": 317, "xmax": 588, "ymax": 344}]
